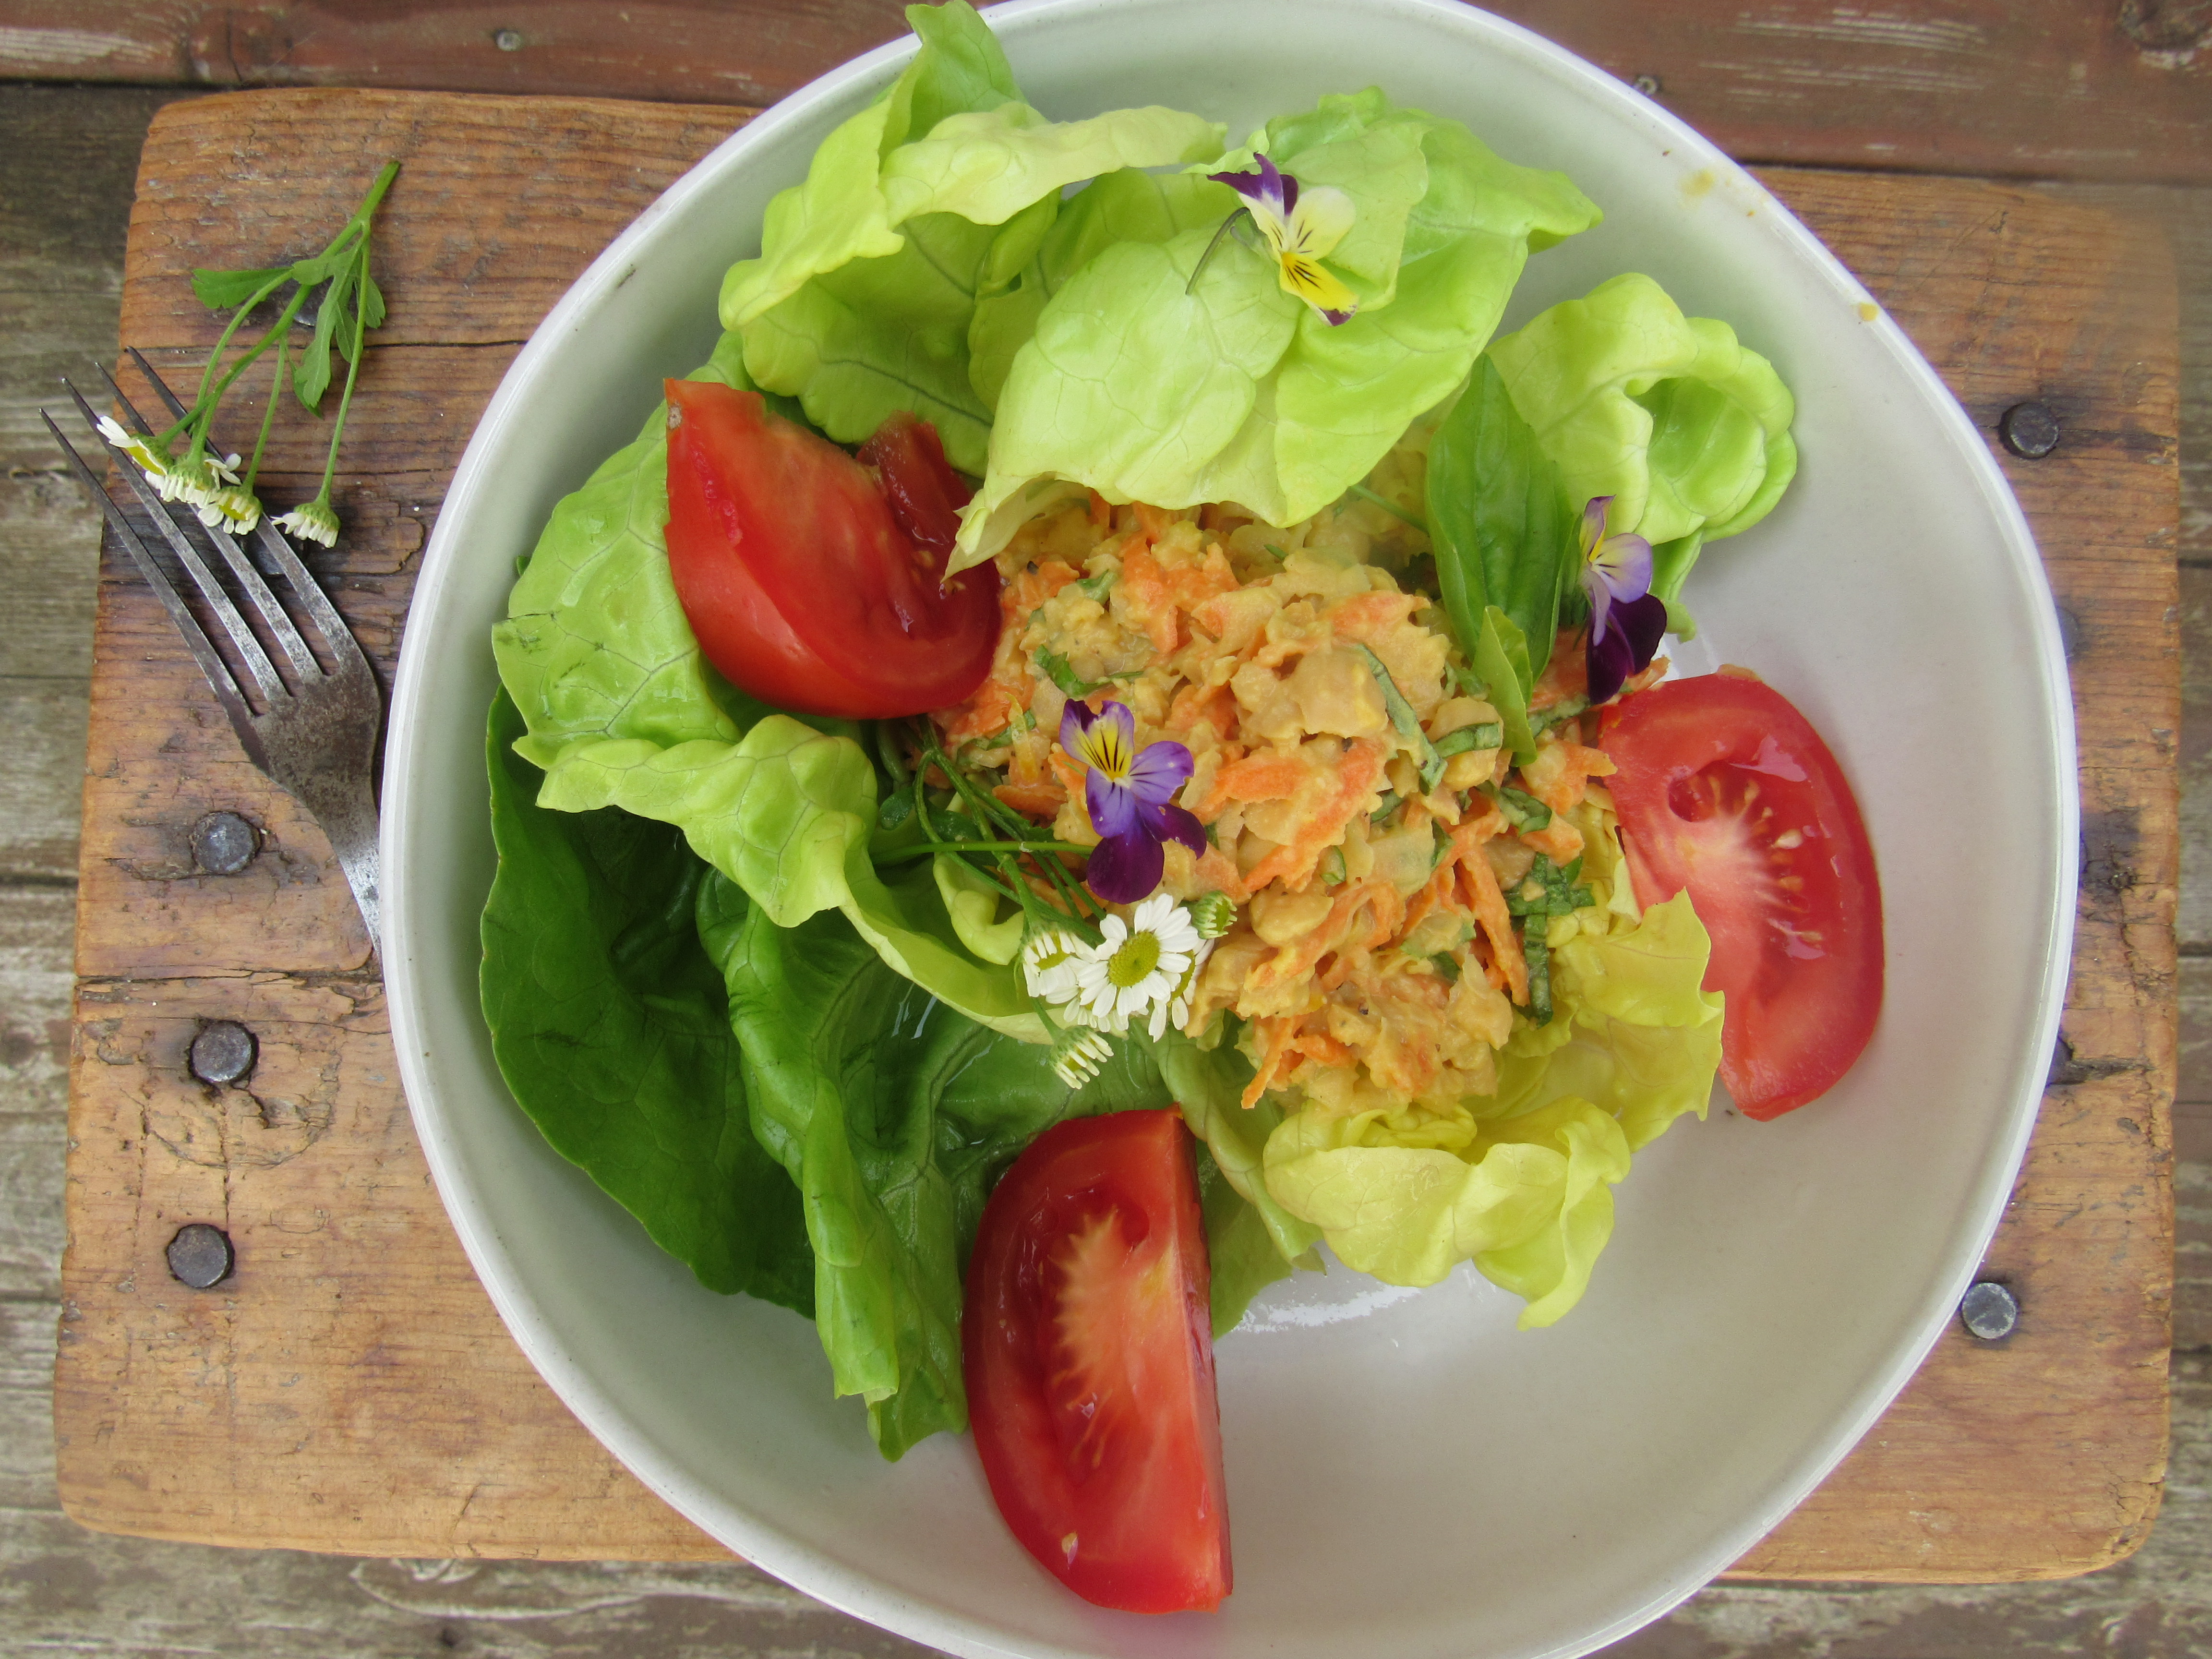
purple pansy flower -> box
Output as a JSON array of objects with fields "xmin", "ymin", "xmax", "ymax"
[
  {"xmin": 1579, "ymin": 495, "xmax": 1669, "ymax": 704},
  {"xmin": 1202, "ymin": 154, "xmax": 1359, "ymax": 325},
  {"xmin": 1060, "ymin": 699, "xmax": 1206, "ymax": 903}
]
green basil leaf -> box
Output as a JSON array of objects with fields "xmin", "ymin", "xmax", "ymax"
[
  {"xmin": 1473, "ymin": 604, "xmax": 1538, "ymax": 766},
  {"xmin": 1426, "ymin": 354, "xmax": 1578, "ymax": 684}
]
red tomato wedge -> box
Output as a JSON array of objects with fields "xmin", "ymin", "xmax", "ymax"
[
  {"xmin": 1600, "ymin": 670, "xmax": 1883, "ymax": 1119},
  {"xmin": 857, "ymin": 410, "xmax": 967, "ymax": 554},
  {"xmin": 964, "ymin": 1109, "xmax": 1230, "ymax": 1614},
  {"xmin": 661, "ymin": 380, "xmax": 999, "ymax": 718}
]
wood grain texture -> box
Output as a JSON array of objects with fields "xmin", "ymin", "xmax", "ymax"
[
  {"xmin": 51, "ymin": 90, "xmax": 2177, "ymax": 1579},
  {"xmin": 0, "ymin": 0, "xmax": 2205, "ymax": 183}
]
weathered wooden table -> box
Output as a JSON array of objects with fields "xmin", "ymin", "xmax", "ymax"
[{"xmin": 49, "ymin": 79, "xmax": 2179, "ymax": 1581}]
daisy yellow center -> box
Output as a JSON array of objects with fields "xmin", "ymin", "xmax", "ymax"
[{"xmin": 1106, "ymin": 932, "xmax": 1162, "ymax": 989}]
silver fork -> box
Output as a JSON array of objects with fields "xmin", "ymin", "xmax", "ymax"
[{"xmin": 46, "ymin": 348, "xmax": 383, "ymax": 948}]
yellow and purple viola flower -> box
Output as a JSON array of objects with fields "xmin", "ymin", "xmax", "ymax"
[
  {"xmin": 1205, "ymin": 154, "xmax": 1359, "ymax": 325},
  {"xmin": 1581, "ymin": 495, "xmax": 1669, "ymax": 704},
  {"xmin": 1060, "ymin": 698, "xmax": 1206, "ymax": 903}
]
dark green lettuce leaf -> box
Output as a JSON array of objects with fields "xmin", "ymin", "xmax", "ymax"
[
  {"xmin": 699, "ymin": 881, "xmax": 1172, "ymax": 1458},
  {"xmin": 480, "ymin": 688, "xmax": 813, "ymax": 1310}
]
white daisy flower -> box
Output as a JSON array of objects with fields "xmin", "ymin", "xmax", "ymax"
[
  {"xmin": 161, "ymin": 451, "xmax": 241, "ymax": 511},
  {"xmin": 1050, "ymin": 1027, "xmax": 1115, "ymax": 1089},
  {"xmin": 96, "ymin": 415, "xmax": 172, "ymax": 487},
  {"xmin": 275, "ymin": 497, "xmax": 341, "ymax": 547},
  {"xmin": 1021, "ymin": 927, "xmax": 1092, "ymax": 1004},
  {"xmin": 197, "ymin": 484, "xmax": 263, "ymax": 533},
  {"xmin": 1072, "ymin": 894, "xmax": 1201, "ymax": 1040}
]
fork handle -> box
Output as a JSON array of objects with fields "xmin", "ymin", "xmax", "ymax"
[{"xmin": 300, "ymin": 771, "xmax": 381, "ymax": 951}]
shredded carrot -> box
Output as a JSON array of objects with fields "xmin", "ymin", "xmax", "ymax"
[
  {"xmin": 1241, "ymin": 739, "xmax": 1388, "ymax": 892},
  {"xmin": 1521, "ymin": 816, "xmax": 1585, "ymax": 864},
  {"xmin": 1529, "ymin": 637, "xmax": 1589, "ymax": 709},
  {"xmin": 1243, "ymin": 1016, "xmax": 1300, "ymax": 1107},
  {"xmin": 1200, "ymin": 750, "xmax": 1308, "ymax": 815},
  {"xmin": 1458, "ymin": 851, "xmax": 1528, "ymax": 1006},
  {"xmin": 1132, "ymin": 502, "xmax": 1184, "ymax": 543},
  {"xmin": 993, "ymin": 781, "xmax": 1064, "ymax": 818},
  {"xmin": 943, "ymin": 676, "xmax": 1019, "ymax": 744},
  {"xmin": 1191, "ymin": 846, "xmax": 1248, "ymax": 902},
  {"xmin": 1327, "ymin": 590, "xmax": 1423, "ymax": 641},
  {"xmin": 1166, "ymin": 681, "xmax": 1236, "ymax": 743},
  {"xmin": 1087, "ymin": 488, "xmax": 1113, "ymax": 528}
]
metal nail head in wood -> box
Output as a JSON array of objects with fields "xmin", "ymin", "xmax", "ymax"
[
  {"xmin": 1959, "ymin": 1280, "xmax": 2019, "ymax": 1340},
  {"xmin": 190, "ymin": 810, "xmax": 260, "ymax": 875},
  {"xmin": 189, "ymin": 1021, "xmax": 257, "ymax": 1087},
  {"xmin": 493, "ymin": 27, "xmax": 524, "ymax": 49},
  {"xmin": 166, "ymin": 1224, "xmax": 235, "ymax": 1289},
  {"xmin": 1998, "ymin": 401, "xmax": 2061, "ymax": 458}
]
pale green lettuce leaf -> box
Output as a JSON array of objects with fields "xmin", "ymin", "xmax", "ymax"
[
  {"xmin": 530, "ymin": 716, "xmax": 1045, "ymax": 1041},
  {"xmin": 717, "ymin": 0, "xmax": 1017, "ymax": 329},
  {"xmin": 491, "ymin": 326, "xmax": 1028, "ymax": 1035},
  {"xmin": 879, "ymin": 101, "xmax": 1225, "ymax": 228},
  {"xmin": 967, "ymin": 168, "xmax": 1226, "ymax": 410},
  {"xmin": 1153, "ymin": 1028, "xmax": 1323, "ymax": 1269},
  {"xmin": 493, "ymin": 331, "xmax": 776, "ymax": 768},
  {"xmin": 952, "ymin": 91, "xmax": 1599, "ymax": 569},
  {"xmin": 1485, "ymin": 272, "xmax": 1797, "ymax": 610},
  {"xmin": 718, "ymin": 2, "xmax": 1222, "ymax": 471},
  {"xmin": 737, "ymin": 212, "xmax": 1005, "ymax": 470},
  {"xmin": 1262, "ymin": 1095, "xmax": 1628, "ymax": 1326},
  {"xmin": 1259, "ymin": 893, "xmax": 1720, "ymax": 1327}
]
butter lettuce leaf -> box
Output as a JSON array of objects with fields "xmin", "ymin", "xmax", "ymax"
[
  {"xmin": 719, "ymin": 0, "xmax": 1222, "ymax": 471},
  {"xmin": 493, "ymin": 330, "xmax": 781, "ymax": 769},
  {"xmin": 1485, "ymin": 272, "xmax": 1797, "ymax": 614},
  {"xmin": 952, "ymin": 89, "xmax": 1601, "ymax": 569},
  {"xmin": 531, "ymin": 716, "xmax": 1044, "ymax": 1041},
  {"xmin": 1153, "ymin": 1028, "xmax": 1323, "ymax": 1271},
  {"xmin": 491, "ymin": 329, "xmax": 1025, "ymax": 1034},
  {"xmin": 481, "ymin": 689, "xmax": 813, "ymax": 1310},
  {"xmin": 1259, "ymin": 892, "xmax": 1721, "ymax": 1327},
  {"xmin": 967, "ymin": 168, "xmax": 1226, "ymax": 411}
]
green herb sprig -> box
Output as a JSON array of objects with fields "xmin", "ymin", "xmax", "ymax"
[{"xmin": 116, "ymin": 160, "xmax": 399, "ymax": 547}]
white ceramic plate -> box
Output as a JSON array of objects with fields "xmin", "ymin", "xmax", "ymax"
[{"xmin": 382, "ymin": 3, "xmax": 2077, "ymax": 1655}]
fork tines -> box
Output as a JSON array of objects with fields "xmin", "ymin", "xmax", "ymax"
[{"xmin": 46, "ymin": 349, "xmax": 386, "ymax": 948}]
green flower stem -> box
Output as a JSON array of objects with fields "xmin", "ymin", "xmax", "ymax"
[
  {"xmin": 915, "ymin": 722, "xmax": 1102, "ymax": 942},
  {"xmin": 241, "ymin": 328, "xmax": 289, "ymax": 494},
  {"xmin": 313, "ymin": 228, "xmax": 372, "ymax": 505},
  {"xmin": 1348, "ymin": 481, "xmax": 1427, "ymax": 533},
  {"xmin": 156, "ymin": 158, "xmax": 399, "ymax": 469},
  {"xmin": 877, "ymin": 838, "xmax": 1091, "ymax": 863}
]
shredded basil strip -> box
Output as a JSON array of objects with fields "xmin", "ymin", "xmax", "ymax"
[
  {"xmin": 1035, "ymin": 647, "xmax": 1117, "ymax": 699},
  {"xmin": 1523, "ymin": 926, "xmax": 1553, "ymax": 1024},
  {"xmin": 1432, "ymin": 722, "xmax": 1503, "ymax": 759},
  {"xmin": 1505, "ymin": 853, "xmax": 1595, "ymax": 920},
  {"xmin": 1532, "ymin": 695, "xmax": 1591, "ymax": 736},
  {"xmin": 1349, "ymin": 641, "xmax": 1445, "ymax": 792},
  {"xmin": 1482, "ymin": 781, "xmax": 1553, "ymax": 833}
]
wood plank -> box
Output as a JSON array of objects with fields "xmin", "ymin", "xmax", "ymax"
[
  {"xmin": 1720, "ymin": 168, "xmax": 2180, "ymax": 1581},
  {"xmin": 53, "ymin": 91, "xmax": 2177, "ymax": 1578},
  {"xmin": 0, "ymin": 0, "xmax": 2205, "ymax": 184}
]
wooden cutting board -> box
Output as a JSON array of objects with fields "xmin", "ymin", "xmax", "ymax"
[{"xmin": 53, "ymin": 89, "xmax": 2178, "ymax": 1579}]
